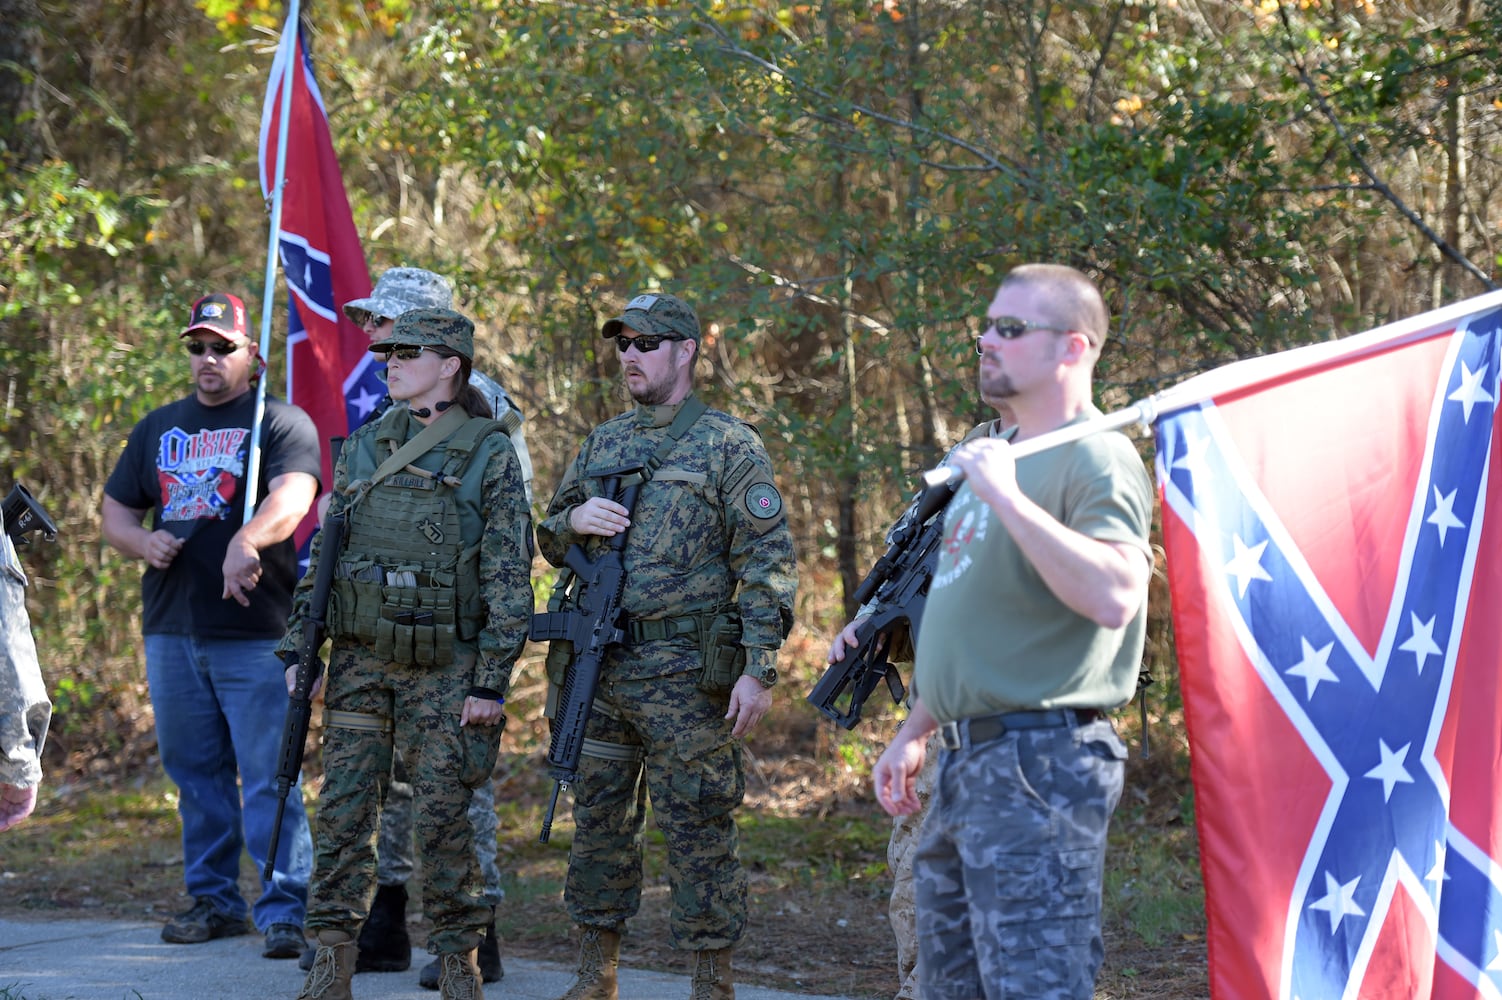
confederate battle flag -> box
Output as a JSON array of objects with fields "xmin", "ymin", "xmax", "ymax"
[
  {"xmin": 258, "ymin": 14, "xmax": 375, "ymax": 557},
  {"xmin": 1155, "ymin": 289, "xmax": 1502, "ymax": 999}
]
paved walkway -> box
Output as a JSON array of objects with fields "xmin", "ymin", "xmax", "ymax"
[{"xmin": 0, "ymin": 917, "xmax": 863, "ymax": 1000}]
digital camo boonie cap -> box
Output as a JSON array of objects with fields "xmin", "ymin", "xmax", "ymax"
[
  {"xmin": 601, "ymin": 292, "xmax": 700, "ymax": 343},
  {"xmin": 371, "ymin": 307, "xmax": 475, "ymax": 361},
  {"xmin": 343, "ymin": 267, "xmax": 454, "ymax": 323},
  {"xmin": 181, "ymin": 292, "xmax": 251, "ymax": 343}
]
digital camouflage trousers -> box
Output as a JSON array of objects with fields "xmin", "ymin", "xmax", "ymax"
[
  {"xmin": 563, "ymin": 669, "xmax": 747, "ymax": 951},
  {"xmin": 306, "ymin": 641, "xmax": 501, "ymax": 954},
  {"xmin": 914, "ymin": 716, "xmax": 1125, "ymax": 1000}
]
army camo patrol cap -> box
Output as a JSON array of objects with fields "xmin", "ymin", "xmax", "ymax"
[
  {"xmin": 601, "ymin": 292, "xmax": 700, "ymax": 343},
  {"xmin": 343, "ymin": 267, "xmax": 453, "ymax": 324},
  {"xmin": 371, "ymin": 307, "xmax": 474, "ymax": 361}
]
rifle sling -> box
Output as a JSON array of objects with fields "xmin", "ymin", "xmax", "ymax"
[{"xmin": 546, "ymin": 396, "xmax": 710, "ymax": 606}]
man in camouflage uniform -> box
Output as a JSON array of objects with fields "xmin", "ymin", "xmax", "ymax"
[
  {"xmin": 283, "ymin": 308, "xmax": 534, "ymax": 1000},
  {"xmin": 535, "ymin": 291, "xmax": 797, "ymax": 1000},
  {"xmin": 306, "ymin": 267, "xmax": 531, "ymax": 988},
  {"xmin": 0, "ymin": 499, "xmax": 50, "ymax": 833},
  {"xmin": 873, "ymin": 265, "xmax": 1153, "ymax": 1000}
]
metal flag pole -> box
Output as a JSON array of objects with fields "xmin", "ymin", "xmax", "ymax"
[{"xmin": 243, "ymin": 0, "xmax": 303, "ymax": 524}]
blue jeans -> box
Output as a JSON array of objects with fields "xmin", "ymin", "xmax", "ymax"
[{"xmin": 145, "ymin": 634, "xmax": 311, "ymax": 930}]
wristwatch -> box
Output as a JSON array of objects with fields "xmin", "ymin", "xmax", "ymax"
[{"xmin": 744, "ymin": 657, "xmax": 779, "ymax": 689}]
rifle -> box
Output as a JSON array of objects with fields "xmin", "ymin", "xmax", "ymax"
[
  {"xmin": 264, "ymin": 438, "xmax": 346, "ymax": 880},
  {"xmin": 3, "ymin": 484, "xmax": 58, "ymax": 546},
  {"xmin": 528, "ymin": 464, "xmax": 645, "ymax": 843},
  {"xmin": 806, "ymin": 474, "xmax": 958, "ymax": 729}
]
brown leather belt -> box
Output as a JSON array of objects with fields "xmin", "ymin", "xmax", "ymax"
[{"xmin": 938, "ymin": 708, "xmax": 1102, "ymax": 751}]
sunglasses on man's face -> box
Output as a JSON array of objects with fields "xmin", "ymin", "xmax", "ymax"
[
  {"xmin": 186, "ymin": 340, "xmax": 244, "ymax": 356},
  {"xmin": 614, "ymin": 334, "xmax": 683, "ymax": 354},
  {"xmin": 974, "ymin": 316, "xmax": 1082, "ymax": 355},
  {"xmin": 376, "ymin": 345, "xmax": 429, "ymax": 362}
]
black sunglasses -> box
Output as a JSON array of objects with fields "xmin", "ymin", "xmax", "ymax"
[
  {"xmin": 186, "ymin": 340, "xmax": 244, "ymax": 356},
  {"xmin": 349, "ymin": 309, "xmax": 393, "ymax": 328},
  {"xmin": 376, "ymin": 345, "xmax": 429, "ymax": 362},
  {"xmin": 614, "ymin": 334, "xmax": 683, "ymax": 354},
  {"xmin": 973, "ymin": 316, "xmax": 1072, "ymax": 354}
]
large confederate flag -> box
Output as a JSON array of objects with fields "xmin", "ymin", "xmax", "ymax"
[
  {"xmin": 258, "ymin": 15, "xmax": 376, "ymax": 556},
  {"xmin": 1154, "ymin": 290, "xmax": 1502, "ymax": 999}
]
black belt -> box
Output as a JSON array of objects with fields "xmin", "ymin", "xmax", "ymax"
[{"xmin": 938, "ymin": 708, "xmax": 1102, "ymax": 751}]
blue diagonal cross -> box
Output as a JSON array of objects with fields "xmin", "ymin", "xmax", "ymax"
[{"xmin": 1158, "ymin": 313, "xmax": 1502, "ymax": 998}]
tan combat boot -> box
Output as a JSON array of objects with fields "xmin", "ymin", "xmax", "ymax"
[
  {"xmin": 690, "ymin": 948, "xmax": 735, "ymax": 1000},
  {"xmin": 436, "ymin": 948, "xmax": 484, "ymax": 1000},
  {"xmin": 553, "ymin": 926, "xmax": 621, "ymax": 1000},
  {"xmin": 296, "ymin": 929, "xmax": 357, "ymax": 1000}
]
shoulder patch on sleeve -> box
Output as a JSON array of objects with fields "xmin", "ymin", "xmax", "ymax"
[{"xmin": 745, "ymin": 481, "xmax": 783, "ymax": 521}]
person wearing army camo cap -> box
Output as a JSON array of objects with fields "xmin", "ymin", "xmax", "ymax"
[
  {"xmin": 282, "ymin": 307, "xmax": 534, "ymax": 1000},
  {"xmin": 300, "ymin": 267, "xmax": 529, "ymax": 989},
  {"xmin": 535, "ymin": 290, "xmax": 798, "ymax": 1000}
]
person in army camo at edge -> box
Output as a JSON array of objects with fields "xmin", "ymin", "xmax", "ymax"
[
  {"xmin": 298, "ymin": 266, "xmax": 530, "ymax": 989},
  {"xmin": 535, "ymin": 291, "xmax": 797, "ymax": 1000},
  {"xmin": 281, "ymin": 307, "xmax": 533, "ymax": 1000},
  {"xmin": 873, "ymin": 264, "xmax": 1153, "ymax": 1000},
  {"xmin": 826, "ymin": 395, "xmax": 1014, "ymax": 1000}
]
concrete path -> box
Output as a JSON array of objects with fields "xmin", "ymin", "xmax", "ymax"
[{"xmin": 0, "ymin": 917, "xmax": 861, "ymax": 1000}]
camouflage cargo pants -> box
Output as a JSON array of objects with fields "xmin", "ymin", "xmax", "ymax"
[
  {"xmin": 376, "ymin": 752, "xmax": 503, "ymax": 905},
  {"xmin": 888, "ymin": 731, "xmax": 940, "ymax": 1000},
  {"xmin": 564, "ymin": 670, "xmax": 747, "ymax": 950},
  {"xmin": 306, "ymin": 642, "xmax": 500, "ymax": 954},
  {"xmin": 915, "ymin": 715, "xmax": 1125, "ymax": 1000}
]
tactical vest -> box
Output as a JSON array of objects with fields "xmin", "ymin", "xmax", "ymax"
[{"xmin": 330, "ymin": 410, "xmax": 503, "ymax": 666}]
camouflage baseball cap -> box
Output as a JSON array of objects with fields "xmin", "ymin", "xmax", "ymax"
[
  {"xmin": 371, "ymin": 307, "xmax": 474, "ymax": 360},
  {"xmin": 601, "ymin": 292, "xmax": 700, "ymax": 343},
  {"xmin": 343, "ymin": 267, "xmax": 453, "ymax": 323}
]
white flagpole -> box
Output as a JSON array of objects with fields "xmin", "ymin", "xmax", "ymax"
[
  {"xmin": 243, "ymin": 0, "xmax": 303, "ymax": 525},
  {"xmin": 925, "ymin": 287, "xmax": 1502, "ymax": 488}
]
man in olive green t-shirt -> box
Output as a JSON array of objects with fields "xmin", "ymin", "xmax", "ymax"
[{"xmin": 872, "ymin": 263, "xmax": 1153, "ymax": 1000}]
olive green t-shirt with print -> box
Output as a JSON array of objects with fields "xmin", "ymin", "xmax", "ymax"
[{"xmin": 912, "ymin": 411, "xmax": 1154, "ymax": 725}]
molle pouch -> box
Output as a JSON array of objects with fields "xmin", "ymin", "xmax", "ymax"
[
  {"xmin": 411, "ymin": 578, "xmax": 458, "ymax": 666},
  {"xmin": 375, "ymin": 609, "xmax": 397, "ymax": 661},
  {"xmin": 697, "ymin": 609, "xmax": 746, "ymax": 694}
]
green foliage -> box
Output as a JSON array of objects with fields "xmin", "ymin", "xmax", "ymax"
[{"xmin": 10, "ymin": 0, "xmax": 1502, "ymax": 785}]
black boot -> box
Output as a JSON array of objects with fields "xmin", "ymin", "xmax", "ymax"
[
  {"xmin": 477, "ymin": 909, "xmax": 503, "ymax": 983},
  {"xmin": 419, "ymin": 908, "xmax": 502, "ymax": 989},
  {"xmin": 355, "ymin": 883, "xmax": 411, "ymax": 973}
]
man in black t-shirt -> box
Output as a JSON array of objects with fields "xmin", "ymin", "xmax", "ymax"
[{"xmin": 102, "ymin": 292, "xmax": 321, "ymax": 962}]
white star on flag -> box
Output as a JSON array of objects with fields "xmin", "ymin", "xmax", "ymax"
[
  {"xmin": 1363, "ymin": 739, "xmax": 1414, "ymax": 801},
  {"xmin": 1397, "ymin": 612, "xmax": 1442, "ymax": 674},
  {"xmin": 1447, "ymin": 360, "xmax": 1495, "ymax": 423},
  {"xmin": 1426, "ymin": 486, "xmax": 1465, "ymax": 546},
  {"xmin": 1285, "ymin": 637, "xmax": 1339, "ymax": 700},
  {"xmin": 1224, "ymin": 535, "xmax": 1273, "ymax": 599},
  {"xmin": 1308, "ymin": 871, "xmax": 1366, "ymax": 934}
]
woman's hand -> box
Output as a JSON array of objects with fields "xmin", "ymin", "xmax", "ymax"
[{"xmin": 461, "ymin": 696, "xmax": 504, "ymax": 727}]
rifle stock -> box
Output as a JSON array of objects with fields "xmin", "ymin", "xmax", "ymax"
[
  {"xmin": 264, "ymin": 436, "xmax": 347, "ymax": 881},
  {"xmin": 3, "ymin": 483, "xmax": 58, "ymax": 545},
  {"xmin": 529, "ymin": 465, "xmax": 645, "ymax": 843},
  {"xmin": 807, "ymin": 477, "xmax": 957, "ymax": 729}
]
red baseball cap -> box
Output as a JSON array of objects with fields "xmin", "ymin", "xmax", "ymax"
[{"xmin": 181, "ymin": 292, "xmax": 251, "ymax": 343}]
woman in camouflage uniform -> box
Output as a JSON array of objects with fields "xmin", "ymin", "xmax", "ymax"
[{"xmin": 283, "ymin": 308, "xmax": 533, "ymax": 1000}]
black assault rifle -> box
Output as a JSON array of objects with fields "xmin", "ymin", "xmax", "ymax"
[
  {"xmin": 3, "ymin": 483, "xmax": 58, "ymax": 545},
  {"xmin": 806, "ymin": 474, "xmax": 958, "ymax": 729},
  {"xmin": 264, "ymin": 438, "xmax": 347, "ymax": 880},
  {"xmin": 528, "ymin": 465, "xmax": 645, "ymax": 844}
]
